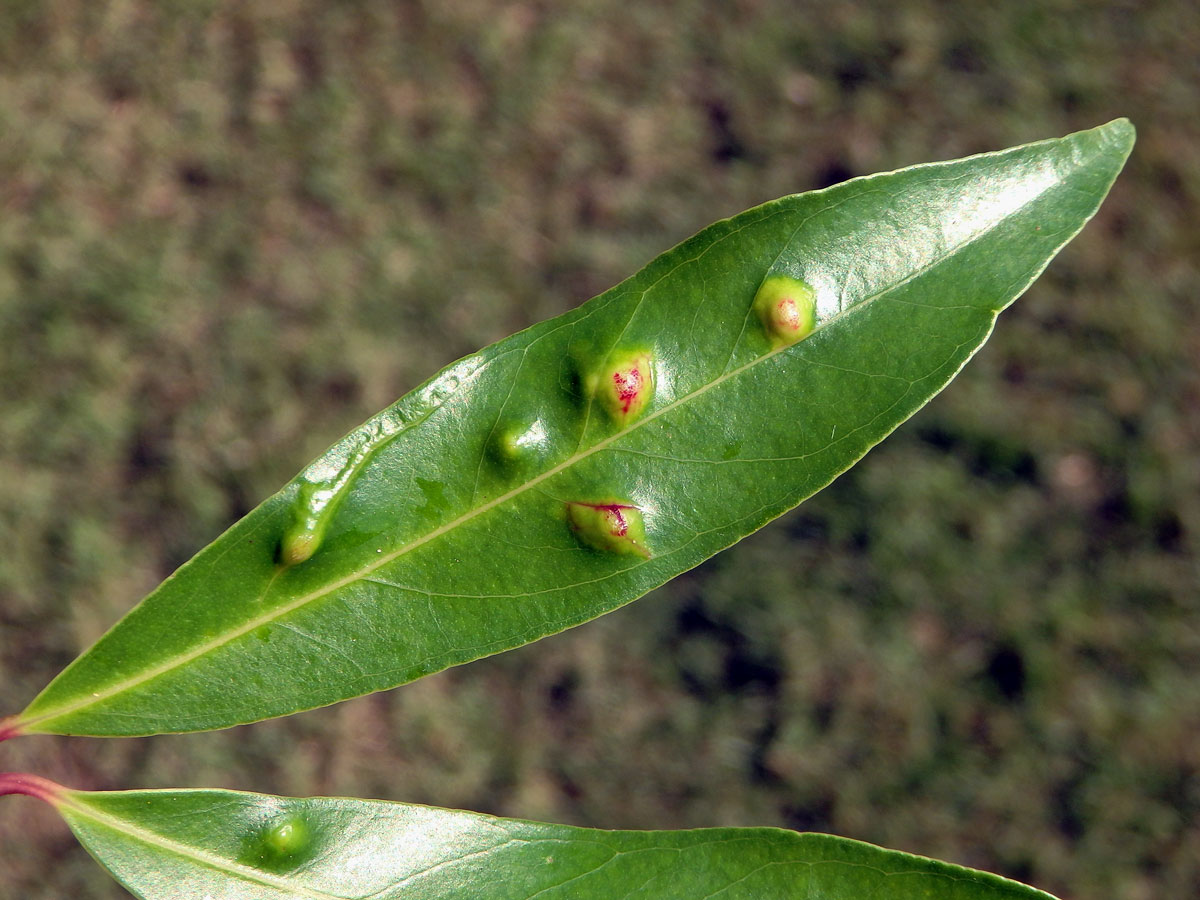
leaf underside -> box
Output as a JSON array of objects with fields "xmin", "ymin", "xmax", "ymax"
[
  {"xmin": 57, "ymin": 787, "xmax": 1059, "ymax": 900},
  {"xmin": 16, "ymin": 119, "xmax": 1134, "ymax": 737}
]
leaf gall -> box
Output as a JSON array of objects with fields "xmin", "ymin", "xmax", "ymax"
[
  {"xmin": 753, "ymin": 274, "xmax": 816, "ymax": 348},
  {"xmin": 245, "ymin": 811, "xmax": 313, "ymax": 872},
  {"xmin": 588, "ymin": 349, "xmax": 655, "ymax": 426},
  {"xmin": 566, "ymin": 499, "xmax": 651, "ymax": 559}
]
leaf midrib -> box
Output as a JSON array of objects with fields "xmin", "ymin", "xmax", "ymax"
[{"xmin": 26, "ymin": 159, "xmax": 1070, "ymax": 732}]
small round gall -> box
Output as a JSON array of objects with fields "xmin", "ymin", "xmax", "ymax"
[
  {"xmin": 261, "ymin": 813, "xmax": 311, "ymax": 861},
  {"xmin": 489, "ymin": 419, "xmax": 549, "ymax": 468},
  {"xmin": 753, "ymin": 274, "xmax": 816, "ymax": 348},
  {"xmin": 243, "ymin": 810, "xmax": 314, "ymax": 872},
  {"xmin": 566, "ymin": 499, "xmax": 651, "ymax": 559}
]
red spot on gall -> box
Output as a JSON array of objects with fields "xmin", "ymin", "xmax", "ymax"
[
  {"xmin": 590, "ymin": 348, "xmax": 655, "ymax": 424},
  {"xmin": 566, "ymin": 500, "xmax": 651, "ymax": 558},
  {"xmin": 612, "ymin": 367, "xmax": 644, "ymax": 414}
]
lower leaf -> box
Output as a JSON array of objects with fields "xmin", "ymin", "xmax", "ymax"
[{"xmin": 44, "ymin": 785, "xmax": 1057, "ymax": 900}]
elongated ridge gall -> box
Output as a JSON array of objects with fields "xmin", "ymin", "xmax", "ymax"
[
  {"xmin": 279, "ymin": 413, "xmax": 415, "ymax": 568},
  {"xmin": 280, "ymin": 523, "xmax": 320, "ymax": 567},
  {"xmin": 0, "ymin": 773, "xmax": 63, "ymax": 805},
  {"xmin": 753, "ymin": 274, "xmax": 816, "ymax": 347},
  {"xmin": 589, "ymin": 348, "xmax": 655, "ymax": 425},
  {"xmin": 279, "ymin": 479, "xmax": 344, "ymax": 566},
  {"xmin": 566, "ymin": 499, "xmax": 651, "ymax": 559}
]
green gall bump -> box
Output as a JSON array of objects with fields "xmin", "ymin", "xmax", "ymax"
[
  {"xmin": 251, "ymin": 812, "xmax": 311, "ymax": 869},
  {"xmin": 265, "ymin": 816, "xmax": 308, "ymax": 855},
  {"xmin": 566, "ymin": 499, "xmax": 651, "ymax": 559},
  {"xmin": 753, "ymin": 274, "xmax": 816, "ymax": 348},
  {"xmin": 239, "ymin": 810, "xmax": 315, "ymax": 872},
  {"xmin": 490, "ymin": 419, "xmax": 549, "ymax": 466},
  {"xmin": 588, "ymin": 348, "xmax": 655, "ymax": 425}
]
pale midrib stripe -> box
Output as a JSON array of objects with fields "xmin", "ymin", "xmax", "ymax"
[
  {"xmin": 62, "ymin": 798, "xmax": 347, "ymax": 900},
  {"xmin": 28, "ymin": 171, "xmax": 1062, "ymax": 730}
]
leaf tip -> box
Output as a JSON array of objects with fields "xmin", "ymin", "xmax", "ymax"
[{"xmin": 1095, "ymin": 117, "xmax": 1136, "ymax": 158}]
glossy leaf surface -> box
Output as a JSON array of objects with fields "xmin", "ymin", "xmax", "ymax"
[
  {"xmin": 53, "ymin": 786, "xmax": 1059, "ymax": 900},
  {"xmin": 13, "ymin": 120, "xmax": 1134, "ymax": 736}
]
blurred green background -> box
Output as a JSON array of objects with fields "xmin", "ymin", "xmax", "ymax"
[{"xmin": 0, "ymin": 2, "xmax": 1196, "ymax": 898}]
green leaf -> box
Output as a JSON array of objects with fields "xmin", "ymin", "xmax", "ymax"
[
  {"xmin": 11, "ymin": 119, "xmax": 1134, "ymax": 737},
  {"xmin": 50, "ymin": 785, "xmax": 1059, "ymax": 900}
]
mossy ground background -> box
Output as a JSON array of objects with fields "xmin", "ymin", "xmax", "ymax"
[{"xmin": 0, "ymin": 2, "xmax": 1196, "ymax": 898}]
